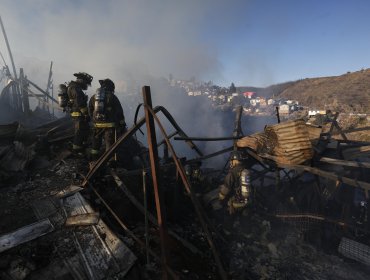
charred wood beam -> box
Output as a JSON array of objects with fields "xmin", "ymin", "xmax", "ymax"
[
  {"xmin": 337, "ymin": 139, "xmax": 370, "ymax": 146},
  {"xmin": 27, "ymin": 79, "xmax": 58, "ymax": 104},
  {"xmin": 319, "ymin": 157, "xmax": 370, "ymax": 169},
  {"xmin": 279, "ymin": 164, "xmax": 370, "ymax": 191},
  {"xmin": 333, "ymin": 126, "xmax": 370, "ymax": 135}
]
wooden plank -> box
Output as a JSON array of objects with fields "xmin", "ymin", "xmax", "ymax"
[
  {"xmin": 342, "ymin": 146, "xmax": 370, "ymax": 160},
  {"xmin": 65, "ymin": 213, "xmax": 100, "ymax": 227},
  {"xmin": 55, "ymin": 185, "xmax": 84, "ymax": 199},
  {"xmin": 269, "ymin": 135, "xmax": 310, "ymax": 142},
  {"xmin": 319, "ymin": 157, "xmax": 370, "ymax": 169},
  {"xmin": 278, "ymin": 164, "xmax": 370, "ymax": 191},
  {"xmin": 0, "ymin": 219, "xmax": 54, "ymax": 253},
  {"xmin": 340, "ymin": 126, "xmax": 370, "ymax": 134}
]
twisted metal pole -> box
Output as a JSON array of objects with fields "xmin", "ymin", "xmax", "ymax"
[{"xmin": 144, "ymin": 105, "xmax": 229, "ymax": 280}]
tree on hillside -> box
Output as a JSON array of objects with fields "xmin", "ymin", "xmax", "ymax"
[{"xmin": 230, "ymin": 82, "xmax": 236, "ymax": 93}]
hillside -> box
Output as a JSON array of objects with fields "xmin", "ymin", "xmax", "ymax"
[
  {"xmin": 278, "ymin": 69, "xmax": 370, "ymax": 112},
  {"xmin": 238, "ymin": 81, "xmax": 298, "ymax": 98}
]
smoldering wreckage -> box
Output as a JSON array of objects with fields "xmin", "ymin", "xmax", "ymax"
[
  {"xmin": 1, "ymin": 76, "xmax": 370, "ymax": 280},
  {"xmin": 1, "ymin": 38, "xmax": 370, "ymax": 280}
]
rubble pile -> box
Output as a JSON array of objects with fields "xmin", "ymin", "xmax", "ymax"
[
  {"xmin": 223, "ymin": 214, "xmax": 370, "ymax": 280},
  {"xmin": 1, "ymin": 105, "xmax": 370, "ymax": 279}
]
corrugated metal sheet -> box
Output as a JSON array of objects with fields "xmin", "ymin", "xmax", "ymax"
[{"xmin": 237, "ymin": 119, "xmax": 319, "ymax": 165}]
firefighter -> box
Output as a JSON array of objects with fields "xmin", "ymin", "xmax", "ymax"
[
  {"xmin": 218, "ymin": 150, "xmax": 252, "ymax": 214},
  {"xmin": 63, "ymin": 72, "xmax": 93, "ymax": 155},
  {"xmin": 88, "ymin": 78, "xmax": 126, "ymax": 162}
]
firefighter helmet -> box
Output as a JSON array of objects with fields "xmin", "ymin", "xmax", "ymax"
[
  {"xmin": 73, "ymin": 72, "xmax": 93, "ymax": 85},
  {"xmin": 99, "ymin": 79, "xmax": 115, "ymax": 92}
]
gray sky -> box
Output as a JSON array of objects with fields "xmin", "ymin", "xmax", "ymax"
[
  {"xmin": 2, "ymin": 0, "xmax": 370, "ymax": 89},
  {"xmin": 0, "ymin": 0, "xmax": 228, "ymax": 90}
]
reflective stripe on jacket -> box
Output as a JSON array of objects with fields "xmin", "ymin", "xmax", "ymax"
[
  {"xmin": 71, "ymin": 112, "xmax": 82, "ymax": 117},
  {"xmin": 94, "ymin": 122, "xmax": 116, "ymax": 128}
]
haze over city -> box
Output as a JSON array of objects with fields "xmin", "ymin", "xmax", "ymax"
[{"xmin": 0, "ymin": 0, "xmax": 369, "ymax": 89}]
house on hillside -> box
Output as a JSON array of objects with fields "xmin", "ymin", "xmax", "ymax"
[
  {"xmin": 308, "ymin": 109, "xmax": 328, "ymax": 117},
  {"xmin": 250, "ymin": 98, "xmax": 258, "ymax": 106},
  {"xmin": 279, "ymin": 104, "xmax": 291, "ymax": 115},
  {"xmin": 243, "ymin": 92, "xmax": 255, "ymax": 99},
  {"xmin": 267, "ymin": 98, "xmax": 275, "ymax": 105},
  {"xmin": 259, "ymin": 98, "xmax": 267, "ymax": 107}
]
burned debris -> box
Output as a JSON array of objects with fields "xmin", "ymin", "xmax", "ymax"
[
  {"xmin": 1, "ymin": 77, "xmax": 370, "ymax": 279},
  {"xmin": 0, "ymin": 19, "xmax": 370, "ymax": 280}
]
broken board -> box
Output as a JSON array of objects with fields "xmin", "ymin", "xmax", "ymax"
[
  {"xmin": 0, "ymin": 218, "xmax": 54, "ymax": 253},
  {"xmin": 62, "ymin": 192, "xmax": 136, "ymax": 280}
]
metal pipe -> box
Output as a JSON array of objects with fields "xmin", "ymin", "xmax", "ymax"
[
  {"xmin": 174, "ymin": 136, "xmax": 242, "ymax": 141},
  {"xmin": 142, "ymin": 86, "xmax": 169, "ymax": 279},
  {"xmin": 158, "ymin": 131, "xmax": 178, "ymax": 146},
  {"xmin": 145, "ymin": 105, "xmax": 229, "ymax": 280},
  {"xmin": 157, "ymin": 106, "xmax": 203, "ymax": 156}
]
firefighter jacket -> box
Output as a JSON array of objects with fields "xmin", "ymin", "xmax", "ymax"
[
  {"xmin": 224, "ymin": 164, "xmax": 245, "ymax": 194},
  {"xmin": 67, "ymin": 81, "xmax": 89, "ymax": 118},
  {"xmin": 88, "ymin": 91, "xmax": 126, "ymax": 128}
]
